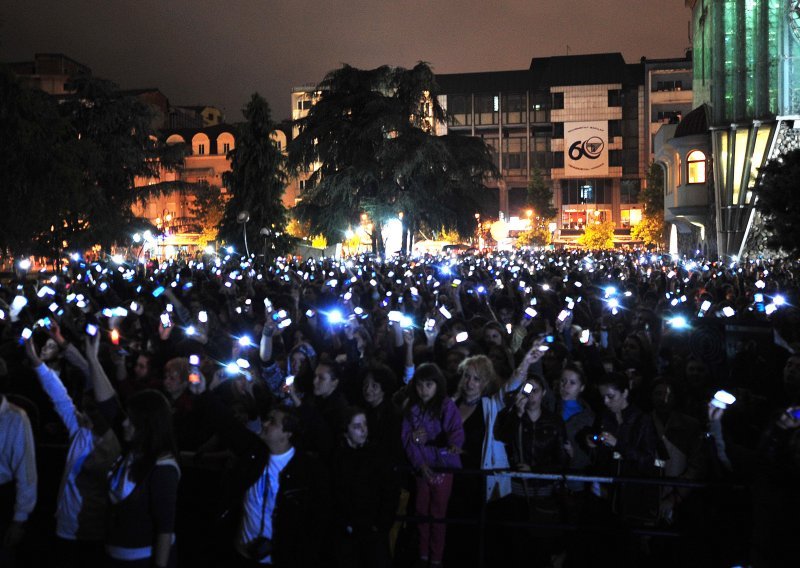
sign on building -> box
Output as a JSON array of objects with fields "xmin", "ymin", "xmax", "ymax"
[{"xmin": 564, "ymin": 121, "xmax": 608, "ymax": 178}]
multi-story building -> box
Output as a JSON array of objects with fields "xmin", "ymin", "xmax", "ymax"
[
  {"xmin": 643, "ymin": 56, "xmax": 694, "ymax": 162},
  {"xmin": 287, "ymin": 85, "xmax": 322, "ymax": 207},
  {"xmin": 9, "ymin": 53, "xmax": 91, "ymax": 96},
  {"xmin": 435, "ymin": 52, "xmax": 692, "ymax": 244},
  {"xmin": 658, "ymin": 0, "xmax": 800, "ymax": 258},
  {"xmin": 132, "ymin": 124, "xmax": 290, "ymax": 256}
]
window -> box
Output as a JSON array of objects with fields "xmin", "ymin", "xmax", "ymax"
[
  {"xmin": 297, "ymin": 99, "xmax": 313, "ymax": 111},
  {"xmin": 503, "ymin": 94, "xmax": 526, "ymax": 124},
  {"xmin": 448, "ymin": 94, "xmax": 472, "ymax": 126},
  {"xmin": 552, "ymin": 122, "xmax": 564, "ymax": 139},
  {"xmin": 609, "ymin": 120, "xmax": 622, "ymax": 138},
  {"xmin": 621, "ymin": 208, "xmax": 642, "ymax": 228},
  {"xmin": 474, "ymin": 95, "xmax": 498, "ymax": 125},
  {"xmin": 620, "ymin": 179, "xmax": 641, "ymax": 204},
  {"xmin": 198, "ymin": 144, "xmax": 205, "ymax": 155},
  {"xmin": 552, "ymin": 92, "xmax": 564, "ymax": 110},
  {"xmin": 609, "ymin": 150, "xmax": 622, "ymax": 167},
  {"xmin": 530, "ymin": 93, "xmax": 550, "ymax": 122},
  {"xmin": 299, "ymin": 179, "xmax": 314, "ymax": 191},
  {"xmin": 687, "ymin": 150, "xmax": 706, "ymax": 184},
  {"xmin": 560, "ymin": 178, "xmax": 612, "ymax": 204},
  {"xmin": 608, "ymin": 89, "xmax": 622, "ymax": 107},
  {"xmin": 223, "ymin": 143, "xmax": 230, "ymax": 153},
  {"xmin": 553, "ymin": 152, "xmax": 564, "ymax": 168},
  {"xmin": 502, "ymin": 137, "xmax": 526, "ymax": 171}
]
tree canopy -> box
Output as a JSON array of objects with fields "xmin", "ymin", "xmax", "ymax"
[
  {"xmin": 525, "ymin": 166, "xmax": 557, "ymax": 223},
  {"xmin": 0, "ymin": 66, "xmax": 186, "ymax": 256},
  {"xmin": 219, "ymin": 94, "xmax": 291, "ymax": 258},
  {"xmin": 755, "ymin": 149, "xmax": 800, "ymax": 256},
  {"xmin": 288, "ymin": 62, "xmax": 497, "ymax": 254},
  {"xmin": 578, "ymin": 219, "xmax": 615, "ymax": 250}
]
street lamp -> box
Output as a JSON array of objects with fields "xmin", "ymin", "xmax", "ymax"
[{"xmin": 237, "ymin": 211, "xmax": 250, "ymax": 257}]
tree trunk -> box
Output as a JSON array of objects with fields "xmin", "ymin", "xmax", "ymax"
[{"xmin": 373, "ymin": 223, "xmax": 384, "ymax": 256}]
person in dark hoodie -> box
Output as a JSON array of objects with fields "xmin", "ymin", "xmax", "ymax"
[
  {"xmin": 331, "ymin": 407, "xmax": 399, "ymax": 568},
  {"xmin": 289, "ymin": 358, "xmax": 348, "ymax": 460}
]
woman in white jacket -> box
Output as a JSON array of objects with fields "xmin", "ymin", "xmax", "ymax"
[
  {"xmin": 24, "ymin": 332, "xmax": 121, "ymax": 567},
  {"xmin": 444, "ymin": 345, "xmax": 545, "ymax": 566}
]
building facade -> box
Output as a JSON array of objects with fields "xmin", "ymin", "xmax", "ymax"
[
  {"xmin": 435, "ymin": 52, "xmax": 691, "ymax": 244},
  {"xmin": 658, "ymin": 0, "xmax": 800, "ymax": 258}
]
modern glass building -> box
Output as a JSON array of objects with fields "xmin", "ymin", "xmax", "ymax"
[{"xmin": 686, "ymin": 0, "xmax": 800, "ymax": 257}]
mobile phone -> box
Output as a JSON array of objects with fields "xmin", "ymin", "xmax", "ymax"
[
  {"xmin": 439, "ymin": 306, "xmax": 452, "ymax": 320},
  {"xmin": 21, "ymin": 327, "xmax": 33, "ymax": 340},
  {"xmin": 152, "ymin": 286, "xmax": 165, "ymax": 297},
  {"xmin": 285, "ymin": 375, "xmax": 295, "ymax": 387},
  {"xmin": 455, "ymin": 331, "xmax": 469, "ymax": 343},
  {"xmin": 388, "ymin": 311, "xmax": 403, "ymax": 323},
  {"xmin": 591, "ymin": 433, "xmax": 605, "ymax": 443},
  {"xmin": 523, "ymin": 383, "xmax": 534, "ymax": 395},
  {"xmin": 189, "ymin": 355, "xmax": 200, "ymax": 366},
  {"xmin": 545, "ymin": 335, "xmax": 555, "ymax": 344},
  {"xmin": 711, "ymin": 390, "xmax": 736, "ymax": 409},
  {"xmin": 160, "ymin": 313, "xmax": 171, "ymax": 328},
  {"xmin": 110, "ymin": 329, "xmax": 120, "ymax": 345},
  {"xmin": 272, "ymin": 309, "xmax": 288, "ymax": 321},
  {"xmin": 277, "ymin": 318, "xmax": 293, "ymax": 329},
  {"xmin": 305, "ymin": 309, "xmax": 316, "ymax": 318},
  {"xmin": 721, "ymin": 306, "xmax": 735, "ymax": 318},
  {"xmin": 580, "ymin": 329, "xmax": 591, "ymax": 344},
  {"xmin": 85, "ymin": 323, "xmax": 99, "ymax": 337},
  {"xmin": 558, "ymin": 310, "xmax": 570, "ymax": 322},
  {"xmin": 524, "ymin": 307, "xmax": 537, "ymax": 319},
  {"xmin": 198, "ymin": 311, "xmax": 208, "ymax": 323}
]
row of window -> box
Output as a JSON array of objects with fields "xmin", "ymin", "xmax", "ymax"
[
  {"xmin": 560, "ymin": 178, "xmax": 641, "ymax": 205},
  {"xmin": 447, "ymin": 89, "xmax": 624, "ymax": 125}
]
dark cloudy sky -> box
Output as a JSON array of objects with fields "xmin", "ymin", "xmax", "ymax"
[{"xmin": 1, "ymin": 0, "xmax": 690, "ymax": 122}]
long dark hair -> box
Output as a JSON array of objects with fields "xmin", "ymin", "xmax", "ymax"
[
  {"xmin": 405, "ymin": 363, "xmax": 447, "ymax": 419},
  {"xmin": 126, "ymin": 389, "xmax": 178, "ymax": 483}
]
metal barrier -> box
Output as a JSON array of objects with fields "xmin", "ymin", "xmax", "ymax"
[{"xmin": 391, "ymin": 466, "xmax": 747, "ymax": 568}]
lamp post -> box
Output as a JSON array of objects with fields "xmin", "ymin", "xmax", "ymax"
[{"xmin": 237, "ymin": 211, "xmax": 250, "ymax": 257}]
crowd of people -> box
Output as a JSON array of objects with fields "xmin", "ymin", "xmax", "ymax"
[{"xmin": 0, "ymin": 248, "xmax": 798, "ymax": 568}]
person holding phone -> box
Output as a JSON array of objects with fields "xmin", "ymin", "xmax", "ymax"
[
  {"xmin": 24, "ymin": 334, "xmax": 121, "ymax": 567},
  {"xmin": 492, "ymin": 373, "xmax": 568, "ymax": 565}
]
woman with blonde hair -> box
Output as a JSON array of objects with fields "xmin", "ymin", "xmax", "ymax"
[{"xmin": 445, "ymin": 346, "xmax": 545, "ymax": 566}]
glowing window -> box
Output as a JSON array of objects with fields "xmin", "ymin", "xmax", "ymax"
[{"xmin": 687, "ymin": 150, "xmax": 706, "ymax": 184}]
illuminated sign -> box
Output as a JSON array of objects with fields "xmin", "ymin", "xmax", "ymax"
[{"xmin": 564, "ymin": 121, "xmax": 608, "ymax": 178}]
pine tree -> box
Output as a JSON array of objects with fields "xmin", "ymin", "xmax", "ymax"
[{"xmin": 219, "ymin": 94, "xmax": 290, "ymax": 258}]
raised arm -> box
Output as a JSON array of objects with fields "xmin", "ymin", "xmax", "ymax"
[
  {"xmin": 24, "ymin": 338, "xmax": 80, "ymax": 437},
  {"xmin": 84, "ymin": 333, "xmax": 118, "ymax": 403}
]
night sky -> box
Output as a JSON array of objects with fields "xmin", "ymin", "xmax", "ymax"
[{"xmin": 1, "ymin": 0, "xmax": 690, "ymax": 122}]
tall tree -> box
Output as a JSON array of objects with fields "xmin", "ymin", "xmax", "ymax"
[
  {"xmin": 219, "ymin": 93, "xmax": 290, "ymax": 258},
  {"xmin": 0, "ymin": 65, "xmax": 78, "ymax": 257},
  {"xmin": 642, "ymin": 161, "xmax": 665, "ymax": 215},
  {"xmin": 60, "ymin": 73, "xmax": 186, "ymax": 250},
  {"xmin": 525, "ymin": 166, "xmax": 556, "ymax": 225},
  {"xmin": 755, "ymin": 149, "xmax": 800, "ymax": 256},
  {"xmin": 289, "ymin": 63, "xmax": 497, "ymax": 255}
]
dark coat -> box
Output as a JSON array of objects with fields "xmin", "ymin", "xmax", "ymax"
[
  {"xmin": 495, "ymin": 407, "xmax": 569, "ymax": 471},
  {"xmin": 198, "ymin": 392, "xmax": 331, "ymax": 567},
  {"xmin": 331, "ymin": 441, "xmax": 399, "ymax": 535}
]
